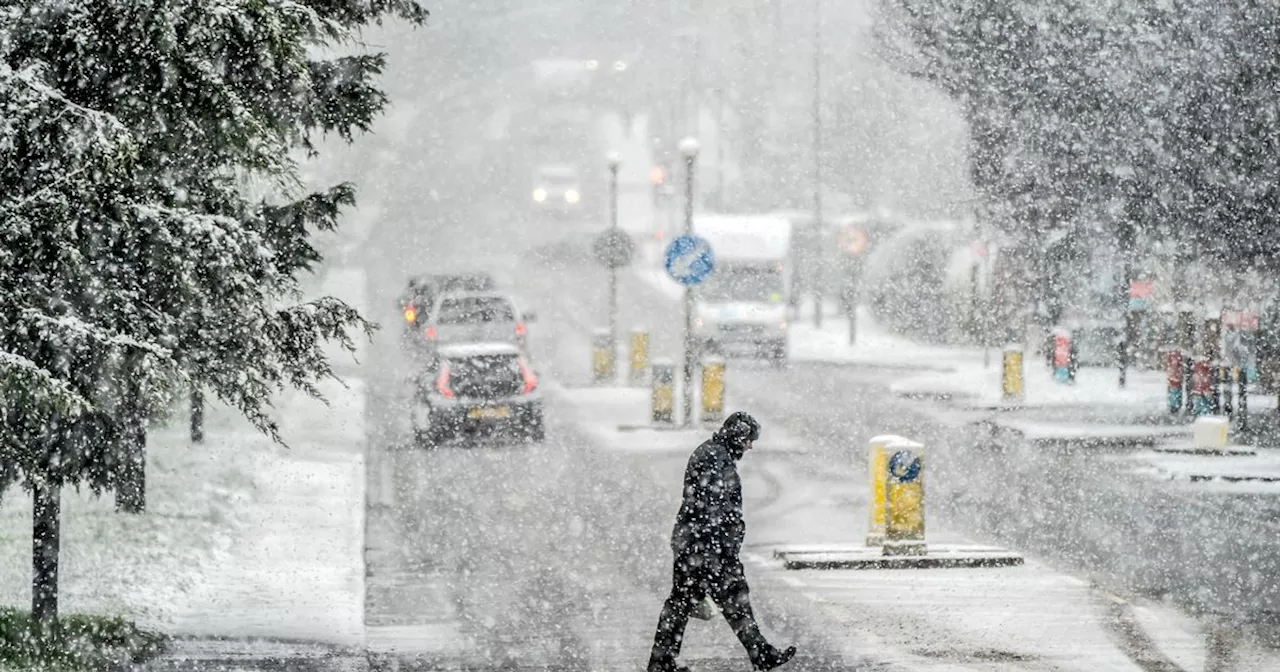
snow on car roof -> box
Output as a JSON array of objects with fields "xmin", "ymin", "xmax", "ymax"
[
  {"xmin": 535, "ymin": 163, "xmax": 579, "ymax": 177},
  {"xmin": 437, "ymin": 342, "xmax": 522, "ymax": 358},
  {"xmin": 435, "ymin": 289, "xmax": 513, "ymax": 303}
]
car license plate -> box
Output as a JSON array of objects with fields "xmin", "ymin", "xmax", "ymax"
[{"xmin": 467, "ymin": 406, "xmax": 510, "ymax": 420}]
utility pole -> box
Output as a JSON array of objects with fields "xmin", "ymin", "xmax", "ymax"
[{"xmin": 811, "ymin": 0, "xmax": 824, "ymax": 328}]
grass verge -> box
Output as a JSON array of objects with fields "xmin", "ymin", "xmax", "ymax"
[{"xmin": 0, "ymin": 607, "xmax": 168, "ymax": 671}]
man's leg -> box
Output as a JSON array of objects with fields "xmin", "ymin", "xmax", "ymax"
[
  {"xmin": 707, "ymin": 558, "xmax": 770, "ymax": 661},
  {"xmin": 648, "ymin": 555, "xmax": 704, "ymax": 671}
]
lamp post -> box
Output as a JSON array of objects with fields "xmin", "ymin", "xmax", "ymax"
[
  {"xmin": 811, "ymin": 0, "xmax": 824, "ymax": 328},
  {"xmin": 607, "ymin": 152, "xmax": 622, "ymax": 363},
  {"xmin": 679, "ymin": 136, "xmax": 700, "ymax": 427}
]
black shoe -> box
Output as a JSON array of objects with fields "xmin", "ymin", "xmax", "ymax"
[
  {"xmin": 648, "ymin": 657, "xmax": 691, "ymax": 672},
  {"xmin": 754, "ymin": 644, "xmax": 797, "ymax": 671}
]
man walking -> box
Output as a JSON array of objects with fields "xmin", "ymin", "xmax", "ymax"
[{"xmin": 648, "ymin": 412, "xmax": 797, "ymax": 672}]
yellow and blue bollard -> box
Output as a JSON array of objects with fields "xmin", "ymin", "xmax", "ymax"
[
  {"xmin": 700, "ymin": 356, "xmax": 725, "ymax": 423},
  {"xmin": 592, "ymin": 328, "xmax": 615, "ymax": 385},
  {"xmin": 1001, "ymin": 347, "xmax": 1024, "ymax": 403},
  {"xmin": 882, "ymin": 438, "xmax": 927, "ymax": 557},
  {"xmin": 865, "ymin": 434, "xmax": 906, "ymax": 547},
  {"xmin": 651, "ymin": 358, "xmax": 675, "ymax": 425},
  {"xmin": 629, "ymin": 329, "xmax": 649, "ymax": 386}
]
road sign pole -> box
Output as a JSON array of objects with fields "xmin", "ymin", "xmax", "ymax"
[{"xmin": 680, "ymin": 138, "xmax": 699, "ymax": 427}]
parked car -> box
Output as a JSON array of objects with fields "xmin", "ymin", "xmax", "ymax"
[{"xmin": 411, "ymin": 342, "xmax": 544, "ymax": 445}]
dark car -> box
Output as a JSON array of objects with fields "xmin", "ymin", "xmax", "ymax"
[
  {"xmin": 410, "ymin": 342, "xmax": 544, "ymax": 445},
  {"xmin": 398, "ymin": 272, "xmax": 496, "ymax": 348}
]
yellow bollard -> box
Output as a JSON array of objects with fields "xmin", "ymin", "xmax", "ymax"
[
  {"xmin": 882, "ymin": 439, "xmax": 927, "ymax": 557},
  {"xmin": 700, "ymin": 356, "xmax": 725, "ymax": 423},
  {"xmin": 629, "ymin": 329, "xmax": 650, "ymax": 386},
  {"xmin": 651, "ymin": 359, "xmax": 675, "ymax": 424},
  {"xmin": 1002, "ymin": 346, "xmax": 1024, "ymax": 403},
  {"xmin": 592, "ymin": 328, "xmax": 615, "ymax": 385},
  {"xmin": 865, "ymin": 434, "xmax": 906, "ymax": 547}
]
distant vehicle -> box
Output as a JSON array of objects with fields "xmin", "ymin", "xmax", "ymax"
[
  {"xmin": 421, "ymin": 290, "xmax": 534, "ymax": 355},
  {"xmin": 411, "ymin": 342, "xmax": 544, "ymax": 445},
  {"xmin": 691, "ymin": 214, "xmax": 793, "ymax": 363},
  {"xmin": 530, "ymin": 163, "xmax": 584, "ymax": 216},
  {"xmin": 399, "ymin": 273, "xmax": 496, "ymax": 350}
]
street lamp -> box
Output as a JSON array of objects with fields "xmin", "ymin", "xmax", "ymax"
[
  {"xmin": 811, "ymin": 0, "xmax": 824, "ymax": 329},
  {"xmin": 679, "ymin": 136, "xmax": 700, "ymax": 427},
  {"xmin": 607, "ymin": 152, "xmax": 622, "ymax": 365}
]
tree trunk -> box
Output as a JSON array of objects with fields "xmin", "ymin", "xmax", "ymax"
[
  {"xmin": 190, "ymin": 387, "xmax": 204, "ymax": 443},
  {"xmin": 115, "ymin": 357, "xmax": 147, "ymax": 513},
  {"xmin": 32, "ymin": 480, "xmax": 61, "ymax": 622}
]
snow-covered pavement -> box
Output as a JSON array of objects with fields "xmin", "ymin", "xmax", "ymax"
[
  {"xmin": 0, "ymin": 267, "xmax": 369, "ymax": 650},
  {"xmin": 0, "ymin": 378, "xmax": 366, "ymax": 647}
]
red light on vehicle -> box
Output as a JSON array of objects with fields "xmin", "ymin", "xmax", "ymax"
[
  {"xmin": 402, "ymin": 305, "xmax": 417, "ymax": 324},
  {"xmin": 649, "ymin": 166, "xmax": 666, "ymax": 185},
  {"xmin": 519, "ymin": 359, "xmax": 538, "ymax": 394},
  {"xmin": 424, "ymin": 326, "xmax": 436, "ymax": 340},
  {"xmin": 515, "ymin": 322, "xmax": 527, "ymax": 336},
  {"xmin": 435, "ymin": 363, "xmax": 454, "ymax": 398}
]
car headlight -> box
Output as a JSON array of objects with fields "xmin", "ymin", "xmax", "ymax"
[
  {"xmin": 533, "ymin": 188, "xmax": 547, "ymax": 202},
  {"xmin": 564, "ymin": 189, "xmax": 580, "ymax": 204}
]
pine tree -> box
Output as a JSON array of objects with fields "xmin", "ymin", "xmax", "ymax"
[{"xmin": 2, "ymin": 0, "xmax": 426, "ymax": 621}]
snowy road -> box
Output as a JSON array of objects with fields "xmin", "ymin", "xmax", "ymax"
[{"xmin": 334, "ymin": 99, "xmax": 1280, "ymax": 668}]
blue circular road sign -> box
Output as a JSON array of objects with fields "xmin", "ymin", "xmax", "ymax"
[
  {"xmin": 888, "ymin": 450, "xmax": 922, "ymax": 483},
  {"xmin": 664, "ymin": 234, "xmax": 715, "ymax": 286}
]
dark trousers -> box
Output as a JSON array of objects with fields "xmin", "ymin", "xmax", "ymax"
[{"xmin": 649, "ymin": 551, "xmax": 768, "ymax": 668}]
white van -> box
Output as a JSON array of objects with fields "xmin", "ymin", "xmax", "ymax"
[{"xmin": 691, "ymin": 214, "xmax": 793, "ymax": 362}]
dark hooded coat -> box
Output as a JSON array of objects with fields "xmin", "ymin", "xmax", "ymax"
[{"xmin": 670, "ymin": 434, "xmax": 746, "ymax": 561}]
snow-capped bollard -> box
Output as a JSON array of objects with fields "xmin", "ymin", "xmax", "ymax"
[
  {"xmin": 883, "ymin": 439, "xmax": 927, "ymax": 557},
  {"xmin": 865, "ymin": 434, "xmax": 906, "ymax": 547},
  {"xmin": 771, "ymin": 433, "xmax": 1023, "ymax": 570},
  {"xmin": 651, "ymin": 358, "xmax": 675, "ymax": 425},
  {"xmin": 1001, "ymin": 347, "xmax": 1024, "ymax": 403},
  {"xmin": 629, "ymin": 328, "xmax": 649, "ymax": 386},
  {"xmin": 592, "ymin": 328, "xmax": 615, "ymax": 385},
  {"xmin": 700, "ymin": 356, "xmax": 725, "ymax": 423},
  {"xmin": 1193, "ymin": 416, "xmax": 1229, "ymax": 452},
  {"xmin": 1164, "ymin": 348, "xmax": 1184, "ymax": 414}
]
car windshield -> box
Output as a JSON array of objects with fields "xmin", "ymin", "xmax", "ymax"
[
  {"xmin": 698, "ymin": 266, "xmax": 784, "ymax": 303},
  {"xmin": 436, "ymin": 296, "xmax": 515, "ymax": 324}
]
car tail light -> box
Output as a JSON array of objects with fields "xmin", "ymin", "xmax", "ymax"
[
  {"xmin": 435, "ymin": 363, "xmax": 454, "ymax": 398},
  {"xmin": 515, "ymin": 322, "xmax": 527, "ymax": 336},
  {"xmin": 403, "ymin": 305, "xmax": 417, "ymax": 324},
  {"xmin": 519, "ymin": 359, "xmax": 538, "ymax": 394},
  {"xmin": 424, "ymin": 326, "xmax": 436, "ymax": 340}
]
